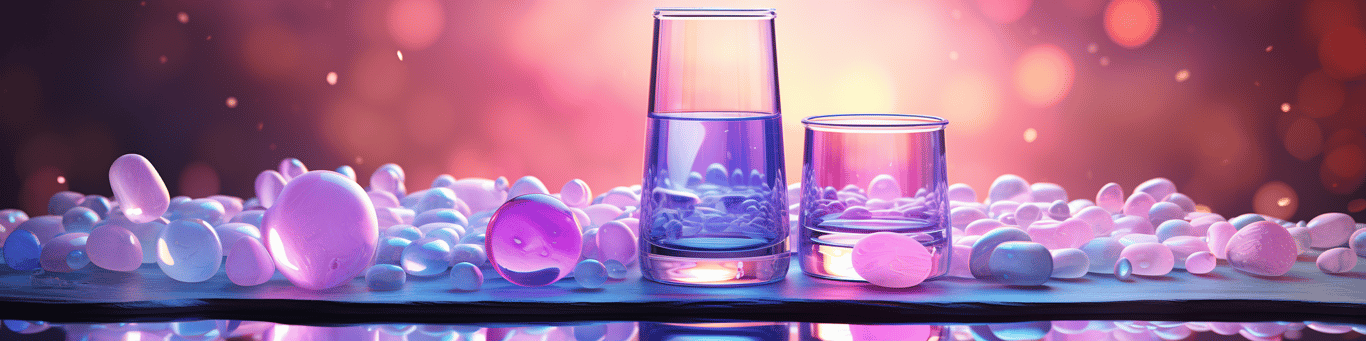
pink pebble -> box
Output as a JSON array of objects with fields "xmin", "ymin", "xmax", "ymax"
[
  {"xmin": 964, "ymin": 219, "xmax": 1006, "ymax": 236},
  {"xmin": 582, "ymin": 204, "xmax": 624, "ymax": 228},
  {"xmin": 87, "ymin": 225, "xmax": 143, "ymax": 272},
  {"xmin": 1074, "ymin": 206, "xmax": 1115, "ymax": 237},
  {"xmin": 1308, "ymin": 213, "xmax": 1356, "ymax": 248},
  {"xmin": 368, "ymin": 190, "xmax": 401, "ymax": 210},
  {"xmin": 559, "ymin": 179, "xmax": 592, "ymax": 208},
  {"xmin": 1226, "ymin": 221, "xmax": 1297, "ymax": 277},
  {"xmin": 1162, "ymin": 236, "xmax": 1208, "ymax": 269},
  {"xmin": 1026, "ymin": 219, "xmax": 1091, "ymax": 250},
  {"xmin": 1119, "ymin": 242, "xmax": 1173, "ymax": 276},
  {"xmin": 264, "ymin": 171, "xmax": 379, "ymax": 290},
  {"xmin": 40, "ymin": 232, "xmax": 88, "ymax": 272},
  {"xmin": 486, "ymin": 194, "xmax": 582, "ymax": 287},
  {"xmin": 852, "ymin": 232, "xmax": 932, "ymax": 288},
  {"xmin": 1316, "ymin": 247, "xmax": 1357, "ymax": 274},
  {"xmin": 254, "ymin": 170, "xmax": 286, "ymax": 209},
  {"xmin": 278, "ymin": 158, "xmax": 308, "ymax": 182},
  {"xmin": 1113, "ymin": 215, "xmax": 1154, "ymax": 234},
  {"xmin": 369, "ymin": 163, "xmax": 407, "ymax": 199},
  {"xmin": 1096, "ymin": 182, "xmax": 1124, "ymax": 214},
  {"xmin": 1185, "ymin": 251, "xmax": 1216, "ymax": 274},
  {"xmin": 1122, "ymin": 192, "xmax": 1155, "ymax": 219},
  {"xmin": 948, "ymin": 244, "xmax": 974, "ymax": 278},
  {"xmin": 226, "ymin": 237, "xmax": 275, "ymax": 286},
  {"xmin": 1189, "ymin": 214, "xmax": 1224, "ymax": 236},
  {"xmin": 1135, "ymin": 178, "xmax": 1177, "ymax": 205},
  {"xmin": 1118, "ymin": 233, "xmax": 1158, "ymax": 246},
  {"xmin": 445, "ymin": 178, "xmax": 508, "ymax": 214},
  {"xmin": 1206, "ymin": 221, "xmax": 1237, "ymax": 260},
  {"xmin": 109, "ymin": 154, "xmax": 171, "ymax": 224},
  {"xmin": 596, "ymin": 220, "xmax": 637, "ymax": 265}
]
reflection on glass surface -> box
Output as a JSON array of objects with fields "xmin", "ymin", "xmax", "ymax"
[{"xmin": 2, "ymin": 319, "xmax": 1364, "ymax": 341}]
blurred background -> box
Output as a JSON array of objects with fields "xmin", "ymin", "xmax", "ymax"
[{"xmin": 0, "ymin": 0, "xmax": 1362, "ymax": 222}]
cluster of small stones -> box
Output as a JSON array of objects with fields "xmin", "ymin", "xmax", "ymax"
[
  {"xmin": 0, "ymin": 155, "xmax": 643, "ymax": 292},
  {"xmin": 934, "ymin": 174, "xmax": 1365, "ymax": 286}
]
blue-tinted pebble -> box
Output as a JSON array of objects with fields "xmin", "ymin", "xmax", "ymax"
[
  {"xmin": 970, "ymin": 227, "xmax": 1032, "ymax": 280},
  {"xmin": 166, "ymin": 199, "xmax": 227, "ymax": 225},
  {"xmin": 705, "ymin": 163, "xmax": 729, "ymax": 186},
  {"xmin": 3, "ymin": 230, "xmax": 42, "ymax": 271},
  {"xmin": 574, "ymin": 323, "xmax": 609, "ymax": 341},
  {"xmin": 413, "ymin": 209, "xmax": 468, "ymax": 228},
  {"xmin": 412, "ymin": 187, "xmax": 459, "ymax": 214},
  {"xmin": 48, "ymin": 191, "xmax": 84, "ymax": 216},
  {"xmin": 574, "ymin": 259, "xmax": 608, "ymax": 289},
  {"xmin": 1155, "ymin": 220, "xmax": 1194, "ymax": 242},
  {"xmin": 66, "ymin": 250, "xmax": 89, "ymax": 270},
  {"xmin": 450, "ymin": 243, "xmax": 487, "ymax": 267},
  {"xmin": 989, "ymin": 321, "xmax": 1052, "ymax": 340},
  {"xmin": 1147, "ymin": 202, "xmax": 1186, "ymax": 228},
  {"xmin": 401, "ymin": 237, "xmax": 453, "ymax": 276},
  {"xmin": 3, "ymin": 320, "xmax": 50, "ymax": 334},
  {"xmin": 450, "ymin": 262, "xmax": 483, "ymax": 291},
  {"xmin": 424, "ymin": 227, "xmax": 462, "ymax": 249},
  {"xmin": 1229, "ymin": 213, "xmax": 1266, "ymax": 230},
  {"xmin": 384, "ymin": 224, "xmax": 423, "ymax": 241},
  {"xmin": 375, "ymin": 237, "xmax": 412, "ymax": 266},
  {"xmin": 157, "ymin": 219, "xmax": 223, "ymax": 283},
  {"xmin": 604, "ymin": 259, "xmax": 628, "ymax": 279},
  {"xmin": 1080, "ymin": 237, "xmax": 1125, "ymax": 274},
  {"xmin": 366, "ymin": 264, "xmax": 406, "ymax": 291},
  {"xmin": 15, "ymin": 216, "xmax": 64, "ymax": 243},
  {"xmin": 335, "ymin": 165, "xmax": 357, "ymax": 181},
  {"xmin": 62, "ymin": 207, "xmax": 100, "ymax": 234},
  {"xmin": 1115, "ymin": 258, "xmax": 1133, "ymax": 281},
  {"xmin": 460, "ymin": 233, "xmax": 486, "ymax": 246},
  {"xmin": 172, "ymin": 320, "xmax": 218, "ymax": 336},
  {"xmin": 230, "ymin": 210, "xmax": 265, "ymax": 228},
  {"xmin": 987, "ymin": 241, "xmax": 1052, "ymax": 286},
  {"xmin": 79, "ymin": 195, "xmax": 112, "ymax": 219},
  {"xmin": 431, "ymin": 174, "xmax": 457, "ymax": 188}
]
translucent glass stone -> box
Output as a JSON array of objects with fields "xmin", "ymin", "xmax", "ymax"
[
  {"xmin": 48, "ymin": 191, "xmax": 85, "ymax": 216},
  {"xmin": 254, "ymin": 170, "xmax": 287, "ymax": 209},
  {"xmin": 3, "ymin": 230, "xmax": 42, "ymax": 271},
  {"xmin": 447, "ymin": 178, "xmax": 508, "ymax": 214},
  {"xmin": 167, "ymin": 198, "xmax": 227, "ymax": 226},
  {"xmin": 214, "ymin": 223, "xmax": 261, "ymax": 257},
  {"xmin": 384, "ymin": 225, "xmax": 422, "ymax": 241},
  {"xmin": 582, "ymin": 204, "xmax": 623, "ymax": 229},
  {"xmin": 486, "ymin": 194, "xmax": 582, "ymax": 287},
  {"xmin": 366, "ymin": 264, "xmax": 406, "ymax": 291},
  {"xmin": 336, "ymin": 165, "xmax": 357, "ymax": 182},
  {"xmin": 1030, "ymin": 183, "xmax": 1067, "ymax": 203},
  {"xmin": 375, "ymin": 237, "xmax": 412, "ymax": 266},
  {"xmin": 604, "ymin": 259, "xmax": 628, "ymax": 279},
  {"xmin": 988, "ymin": 241, "xmax": 1053, "ymax": 286},
  {"xmin": 0, "ymin": 209, "xmax": 30, "ymax": 241},
  {"xmin": 109, "ymin": 154, "xmax": 170, "ymax": 223},
  {"xmin": 62, "ymin": 207, "xmax": 100, "ymax": 234},
  {"xmin": 402, "ymin": 237, "xmax": 453, "ymax": 277},
  {"xmin": 1352, "ymin": 229, "xmax": 1366, "ymax": 257},
  {"xmin": 575, "ymin": 259, "xmax": 609, "ymax": 289},
  {"xmin": 1155, "ymin": 220, "xmax": 1194, "ymax": 242},
  {"xmin": 1206, "ymin": 221, "xmax": 1237, "ymax": 259},
  {"xmin": 947, "ymin": 183, "xmax": 976, "ymax": 202},
  {"xmin": 208, "ymin": 195, "xmax": 244, "ymax": 219},
  {"xmin": 1080, "ymin": 237, "xmax": 1124, "ymax": 273},
  {"xmin": 263, "ymin": 171, "xmax": 379, "ymax": 290},
  {"xmin": 988, "ymin": 174, "xmax": 1031, "ymax": 203},
  {"xmin": 1119, "ymin": 242, "xmax": 1173, "ymax": 276},
  {"xmin": 66, "ymin": 250, "xmax": 89, "ymax": 270},
  {"xmin": 1185, "ymin": 251, "xmax": 1216, "ymax": 274},
  {"xmin": 560, "ymin": 179, "xmax": 593, "ymax": 208},
  {"xmin": 1226, "ymin": 221, "xmax": 1296, "ymax": 276},
  {"xmin": 1228, "ymin": 213, "xmax": 1266, "ymax": 230},
  {"xmin": 449, "ymin": 262, "xmax": 483, "ymax": 291},
  {"xmin": 1095, "ymin": 182, "xmax": 1124, "ymax": 214},
  {"xmin": 596, "ymin": 220, "xmax": 637, "ymax": 265},
  {"xmin": 1050, "ymin": 248, "xmax": 1089, "ymax": 279},
  {"xmin": 126, "ymin": 218, "xmax": 167, "ymax": 264},
  {"xmin": 852, "ymin": 232, "xmax": 932, "ymax": 288},
  {"xmin": 226, "ymin": 237, "xmax": 275, "ymax": 286},
  {"xmin": 1115, "ymin": 258, "xmax": 1133, "ymax": 281},
  {"xmin": 87, "ymin": 225, "xmax": 143, "ymax": 272},
  {"xmin": 970, "ymin": 227, "xmax": 1031, "ymax": 280},
  {"xmin": 1026, "ymin": 218, "xmax": 1091, "ymax": 250},
  {"xmin": 369, "ymin": 163, "xmax": 407, "ymax": 199},
  {"xmin": 509, "ymin": 176, "xmax": 550, "ymax": 198},
  {"xmin": 230, "ymin": 210, "xmax": 265, "ymax": 228},
  {"xmin": 15, "ymin": 216, "xmax": 64, "ymax": 243},
  {"xmin": 1162, "ymin": 236, "xmax": 1207, "ymax": 269},
  {"xmin": 158, "ymin": 219, "xmax": 223, "ymax": 283},
  {"xmin": 412, "ymin": 209, "xmax": 468, "ymax": 229},
  {"xmin": 950, "ymin": 207, "xmax": 988, "ymax": 229},
  {"xmin": 278, "ymin": 157, "xmax": 308, "ymax": 181},
  {"xmin": 1122, "ymin": 192, "xmax": 1155, "ymax": 219},
  {"xmin": 450, "ymin": 243, "xmax": 487, "ymax": 267},
  {"xmin": 39, "ymin": 232, "xmax": 88, "ymax": 272}
]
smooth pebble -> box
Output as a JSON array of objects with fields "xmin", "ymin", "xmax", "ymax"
[
  {"xmin": 1026, "ymin": 218, "xmax": 1091, "ymax": 250},
  {"xmin": 582, "ymin": 204, "xmax": 623, "ymax": 228},
  {"xmin": 447, "ymin": 178, "xmax": 508, "ymax": 214},
  {"xmin": 1351, "ymin": 229, "xmax": 1366, "ymax": 257},
  {"xmin": 48, "ymin": 191, "xmax": 85, "ymax": 216},
  {"xmin": 366, "ymin": 264, "xmax": 406, "ymax": 291},
  {"xmin": 66, "ymin": 250, "xmax": 89, "ymax": 271},
  {"xmin": 1164, "ymin": 193, "xmax": 1196, "ymax": 213},
  {"xmin": 1307, "ymin": 213, "xmax": 1355, "ymax": 248},
  {"xmin": 1050, "ymin": 248, "xmax": 1089, "ymax": 279},
  {"xmin": 1147, "ymin": 202, "xmax": 1184, "ymax": 227},
  {"xmin": 384, "ymin": 224, "xmax": 423, "ymax": 241},
  {"xmin": 866, "ymin": 174, "xmax": 902, "ymax": 202},
  {"xmin": 1155, "ymin": 220, "xmax": 1194, "ymax": 242},
  {"xmin": 604, "ymin": 259, "xmax": 628, "ymax": 279},
  {"xmin": 1046, "ymin": 200, "xmax": 1070, "ymax": 221},
  {"xmin": 450, "ymin": 262, "xmax": 483, "ymax": 291},
  {"xmin": 370, "ymin": 163, "xmax": 408, "ymax": 199},
  {"xmin": 1206, "ymin": 221, "xmax": 1237, "ymax": 260},
  {"xmin": 254, "ymin": 170, "xmax": 287, "ymax": 209},
  {"xmin": 1228, "ymin": 213, "xmax": 1266, "ymax": 230},
  {"xmin": 1122, "ymin": 192, "xmax": 1155, "ymax": 219},
  {"xmin": 15, "ymin": 216, "xmax": 64, "ymax": 243},
  {"xmin": 1287, "ymin": 226, "xmax": 1312, "ymax": 255},
  {"xmin": 596, "ymin": 221, "xmax": 637, "ymax": 265},
  {"xmin": 1074, "ymin": 206, "xmax": 1114, "ymax": 237},
  {"xmin": 964, "ymin": 219, "xmax": 1005, "ymax": 236},
  {"xmin": 947, "ymin": 183, "xmax": 976, "ymax": 202},
  {"xmin": 87, "ymin": 225, "xmax": 143, "ymax": 272},
  {"xmin": 1115, "ymin": 258, "xmax": 1133, "ymax": 281},
  {"xmin": 1119, "ymin": 242, "xmax": 1173, "ymax": 276},
  {"xmin": 1316, "ymin": 247, "xmax": 1357, "ymax": 274},
  {"xmin": 375, "ymin": 237, "xmax": 412, "ymax": 266},
  {"xmin": 1113, "ymin": 215, "xmax": 1154, "ymax": 235},
  {"xmin": 226, "ymin": 237, "xmax": 275, "ymax": 286},
  {"xmin": 1134, "ymin": 178, "xmax": 1176, "ymax": 204},
  {"xmin": 278, "ymin": 158, "xmax": 308, "ymax": 181},
  {"xmin": 1185, "ymin": 251, "xmax": 1216, "ymax": 274},
  {"xmin": 574, "ymin": 259, "xmax": 609, "ymax": 289},
  {"xmin": 402, "ymin": 237, "xmax": 453, "ymax": 276},
  {"xmin": 1013, "ymin": 204, "xmax": 1042, "ymax": 229},
  {"xmin": 3, "ymin": 230, "xmax": 42, "ymax": 271},
  {"xmin": 1030, "ymin": 183, "xmax": 1067, "ymax": 203},
  {"xmin": 39, "ymin": 232, "xmax": 87, "ymax": 272},
  {"xmin": 509, "ymin": 175, "xmax": 550, "ymax": 198},
  {"xmin": 263, "ymin": 171, "xmax": 379, "ymax": 290},
  {"xmin": 852, "ymin": 232, "xmax": 932, "ymax": 288},
  {"xmin": 950, "ymin": 207, "xmax": 988, "ymax": 229},
  {"xmin": 1096, "ymin": 183, "xmax": 1124, "ymax": 214},
  {"xmin": 1080, "ymin": 237, "xmax": 1125, "ymax": 273},
  {"xmin": 948, "ymin": 244, "xmax": 974, "ymax": 278},
  {"xmin": 336, "ymin": 165, "xmax": 357, "ymax": 181},
  {"xmin": 61, "ymin": 207, "xmax": 99, "ymax": 234},
  {"xmin": 158, "ymin": 219, "xmax": 223, "ymax": 283},
  {"xmin": 1226, "ymin": 221, "xmax": 1297, "ymax": 276},
  {"xmin": 413, "ymin": 209, "xmax": 469, "ymax": 229},
  {"xmin": 560, "ymin": 179, "xmax": 593, "ymax": 208},
  {"xmin": 411, "ymin": 187, "xmax": 460, "ymax": 214},
  {"xmin": 970, "ymin": 227, "xmax": 1031, "ymax": 280},
  {"xmin": 988, "ymin": 241, "xmax": 1052, "ymax": 285},
  {"xmin": 450, "ymin": 243, "xmax": 487, "ymax": 267},
  {"xmin": 988, "ymin": 200, "xmax": 1020, "ymax": 218},
  {"xmin": 600, "ymin": 187, "xmax": 640, "ymax": 209},
  {"xmin": 988, "ymin": 174, "xmax": 1031, "ymax": 203},
  {"xmin": 1162, "ymin": 236, "xmax": 1207, "ymax": 269}
]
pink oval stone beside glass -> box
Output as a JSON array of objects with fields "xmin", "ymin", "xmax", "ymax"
[
  {"xmin": 852, "ymin": 231, "xmax": 932, "ymax": 288},
  {"xmin": 486, "ymin": 194, "xmax": 582, "ymax": 287},
  {"xmin": 1226, "ymin": 221, "xmax": 1297, "ymax": 277},
  {"xmin": 87, "ymin": 225, "xmax": 143, "ymax": 272},
  {"xmin": 263, "ymin": 171, "xmax": 379, "ymax": 290},
  {"xmin": 109, "ymin": 154, "xmax": 171, "ymax": 224},
  {"xmin": 226, "ymin": 237, "xmax": 276, "ymax": 286},
  {"xmin": 40, "ymin": 232, "xmax": 88, "ymax": 272}
]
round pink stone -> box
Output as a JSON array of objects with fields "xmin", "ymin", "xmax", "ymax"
[
  {"xmin": 263, "ymin": 171, "xmax": 378, "ymax": 290},
  {"xmin": 87, "ymin": 225, "xmax": 143, "ymax": 272},
  {"xmin": 227, "ymin": 237, "xmax": 276, "ymax": 286},
  {"xmin": 109, "ymin": 154, "xmax": 170, "ymax": 224},
  {"xmin": 852, "ymin": 232, "xmax": 932, "ymax": 288},
  {"xmin": 1026, "ymin": 218, "xmax": 1092, "ymax": 250},
  {"xmin": 254, "ymin": 170, "xmax": 286, "ymax": 209},
  {"xmin": 596, "ymin": 220, "xmax": 637, "ymax": 265},
  {"xmin": 1119, "ymin": 242, "xmax": 1173, "ymax": 276},
  {"xmin": 1316, "ymin": 247, "xmax": 1357, "ymax": 274},
  {"xmin": 1226, "ymin": 221, "xmax": 1297, "ymax": 277},
  {"xmin": 1206, "ymin": 221, "xmax": 1237, "ymax": 260},
  {"xmin": 40, "ymin": 232, "xmax": 88, "ymax": 272},
  {"xmin": 486, "ymin": 194, "xmax": 583, "ymax": 287},
  {"xmin": 1185, "ymin": 251, "xmax": 1216, "ymax": 274}
]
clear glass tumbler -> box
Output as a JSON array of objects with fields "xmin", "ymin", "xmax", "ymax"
[
  {"xmin": 639, "ymin": 8, "xmax": 790, "ymax": 286},
  {"xmin": 797, "ymin": 114, "xmax": 950, "ymax": 281}
]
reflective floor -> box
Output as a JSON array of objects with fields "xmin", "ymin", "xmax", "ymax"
[{"xmin": 2, "ymin": 319, "xmax": 1364, "ymax": 341}]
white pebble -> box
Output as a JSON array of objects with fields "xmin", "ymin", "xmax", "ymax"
[
  {"xmin": 1307, "ymin": 213, "xmax": 1355, "ymax": 248},
  {"xmin": 559, "ymin": 179, "xmax": 593, "ymax": 208},
  {"xmin": 866, "ymin": 174, "xmax": 902, "ymax": 202},
  {"xmin": 1316, "ymin": 247, "xmax": 1357, "ymax": 274},
  {"xmin": 446, "ymin": 178, "xmax": 507, "ymax": 214},
  {"xmin": 1074, "ymin": 206, "xmax": 1115, "ymax": 237},
  {"xmin": 1014, "ymin": 204, "xmax": 1043, "ymax": 229},
  {"xmin": 1030, "ymin": 183, "xmax": 1067, "ymax": 203},
  {"xmin": 509, "ymin": 175, "xmax": 550, "ymax": 198},
  {"xmin": 109, "ymin": 154, "xmax": 172, "ymax": 223},
  {"xmin": 596, "ymin": 221, "xmax": 637, "ymax": 265},
  {"xmin": 947, "ymin": 183, "xmax": 976, "ymax": 202},
  {"xmin": 366, "ymin": 264, "xmax": 406, "ymax": 291},
  {"xmin": 1095, "ymin": 182, "xmax": 1124, "ymax": 214},
  {"xmin": 449, "ymin": 262, "xmax": 483, "ymax": 291},
  {"xmin": 950, "ymin": 207, "xmax": 988, "ymax": 229},
  {"xmin": 1050, "ymin": 248, "xmax": 1089, "ymax": 279},
  {"xmin": 401, "ymin": 237, "xmax": 453, "ymax": 277},
  {"xmin": 600, "ymin": 187, "xmax": 640, "ymax": 209},
  {"xmin": 158, "ymin": 219, "xmax": 223, "ymax": 283},
  {"xmin": 988, "ymin": 174, "xmax": 1031, "ymax": 203},
  {"xmin": 369, "ymin": 163, "xmax": 407, "ymax": 199},
  {"xmin": 450, "ymin": 243, "xmax": 487, "ymax": 267},
  {"xmin": 1067, "ymin": 199, "xmax": 1095, "ymax": 214},
  {"xmin": 852, "ymin": 232, "xmax": 933, "ymax": 288},
  {"xmin": 1135, "ymin": 178, "xmax": 1176, "ymax": 204}
]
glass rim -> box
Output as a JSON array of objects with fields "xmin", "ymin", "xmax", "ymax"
[
  {"xmin": 802, "ymin": 113, "xmax": 948, "ymax": 130},
  {"xmin": 655, "ymin": 8, "xmax": 775, "ymax": 19}
]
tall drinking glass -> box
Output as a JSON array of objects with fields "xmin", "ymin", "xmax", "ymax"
[
  {"xmin": 639, "ymin": 8, "xmax": 789, "ymax": 286},
  {"xmin": 798, "ymin": 114, "xmax": 950, "ymax": 281}
]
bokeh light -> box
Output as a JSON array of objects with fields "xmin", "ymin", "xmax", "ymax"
[
  {"xmin": 1298, "ymin": 71, "xmax": 1347, "ymax": 119},
  {"xmin": 1280, "ymin": 103, "xmax": 1291, "ymax": 113},
  {"xmin": 1253, "ymin": 181, "xmax": 1298, "ymax": 220},
  {"xmin": 937, "ymin": 70, "xmax": 1000, "ymax": 135},
  {"xmin": 326, "ymin": 72, "xmax": 338, "ymax": 86},
  {"xmin": 1349, "ymin": 198, "xmax": 1366, "ymax": 213},
  {"xmin": 1174, "ymin": 69, "xmax": 1190, "ymax": 82},
  {"xmin": 1322, "ymin": 143, "xmax": 1366, "ymax": 195},
  {"xmin": 1318, "ymin": 26, "xmax": 1366, "ymax": 80},
  {"xmin": 1103, "ymin": 0, "xmax": 1161, "ymax": 49},
  {"xmin": 178, "ymin": 162, "xmax": 221, "ymax": 198},
  {"xmin": 975, "ymin": 0, "xmax": 1033, "ymax": 24},
  {"xmin": 386, "ymin": 0, "xmax": 446, "ymax": 51},
  {"xmin": 225, "ymin": 97, "xmax": 238, "ymax": 109},
  {"xmin": 1013, "ymin": 44, "xmax": 1074, "ymax": 107},
  {"xmin": 1282, "ymin": 116, "xmax": 1325, "ymax": 161},
  {"xmin": 1024, "ymin": 128, "xmax": 1038, "ymax": 143}
]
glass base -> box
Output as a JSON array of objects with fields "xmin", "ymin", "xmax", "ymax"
[
  {"xmin": 799, "ymin": 236, "xmax": 949, "ymax": 282},
  {"xmin": 641, "ymin": 252, "xmax": 791, "ymax": 287}
]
